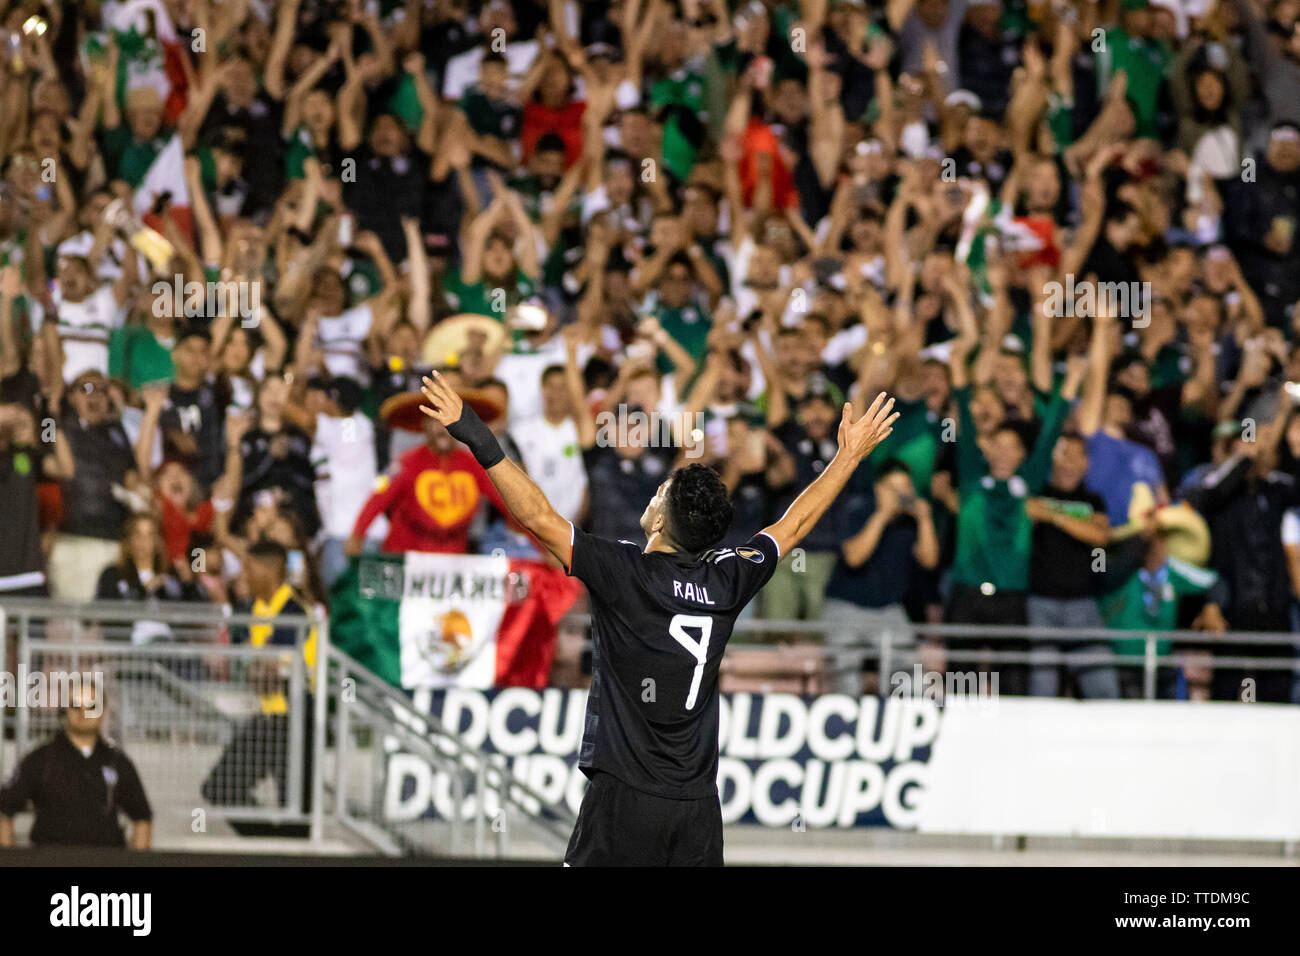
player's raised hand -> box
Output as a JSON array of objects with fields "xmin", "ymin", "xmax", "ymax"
[
  {"xmin": 838, "ymin": 393, "xmax": 898, "ymax": 461},
  {"xmin": 419, "ymin": 372, "xmax": 463, "ymax": 427}
]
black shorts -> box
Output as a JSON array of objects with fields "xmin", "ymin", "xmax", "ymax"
[{"xmin": 564, "ymin": 771, "xmax": 724, "ymax": 867}]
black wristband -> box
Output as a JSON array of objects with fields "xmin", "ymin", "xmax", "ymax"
[{"xmin": 445, "ymin": 402, "xmax": 505, "ymax": 470}]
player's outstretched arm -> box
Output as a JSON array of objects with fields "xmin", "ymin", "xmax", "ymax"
[
  {"xmin": 760, "ymin": 393, "xmax": 898, "ymax": 558},
  {"xmin": 420, "ymin": 374, "xmax": 573, "ymax": 567}
]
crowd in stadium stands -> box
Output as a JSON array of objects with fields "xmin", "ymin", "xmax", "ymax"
[{"xmin": 0, "ymin": 0, "xmax": 1299, "ymax": 703}]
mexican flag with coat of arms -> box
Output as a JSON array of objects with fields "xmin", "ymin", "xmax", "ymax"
[{"xmin": 330, "ymin": 553, "xmax": 580, "ymax": 689}]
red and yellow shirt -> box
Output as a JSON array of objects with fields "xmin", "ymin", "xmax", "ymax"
[{"xmin": 351, "ymin": 445, "xmax": 508, "ymax": 554}]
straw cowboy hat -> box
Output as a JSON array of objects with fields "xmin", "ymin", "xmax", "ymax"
[
  {"xmin": 420, "ymin": 313, "xmax": 508, "ymax": 369},
  {"xmin": 1112, "ymin": 481, "xmax": 1212, "ymax": 567}
]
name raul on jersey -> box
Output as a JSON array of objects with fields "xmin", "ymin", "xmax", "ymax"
[{"xmin": 672, "ymin": 580, "xmax": 715, "ymax": 605}]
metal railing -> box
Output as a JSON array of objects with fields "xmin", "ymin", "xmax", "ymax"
[
  {"xmin": 0, "ymin": 601, "xmax": 317, "ymax": 834},
  {"xmin": 564, "ymin": 614, "xmax": 1300, "ymax": 701},
  {"xmin": 0, "ymin": 599, "xmax": 575, "ymax": 858},
  {"xmin": 5, "ymin": 597, "xmax": 1297, "ymax": 856},
  {"xmin": 324, "ymin": 646, "xmax": 576, "ymax": 857}
]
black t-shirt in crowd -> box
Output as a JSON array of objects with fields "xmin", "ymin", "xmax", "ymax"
[
  {"xmin": 0, "ymin": 444, "xmax": 44, "ymax": 588},
  {"xmin": 0, "ymin": 367, "xmax": 43, "ymax": 415},
  {"xmin": 720, "ymin": 472, "xmax": 770, "ymax": 549},
  {"xmin": 1029, "ymin": 482, "xmax": 1109, "ymax": 599},
  {"xmin": 420, "ymin": 16, "xmax": 479, "ymax": 87},
  {"xmin": 61, "ymin": 415, "xmax": 135, "ymax": 540},
  {"xmin": 958, "ymin": 24, "xmax": 1020, "ymax": 116},
  {"xmin": 566, "ymin": 526, "xmax": 780, "ymax": 799},
  {"xmin": 1082, "ymin": 236, "xmax": 1142, "ymax": 288},
  {"xmin": 238, "ymin": 424, "xmax": 320, "ymax": 536},
  {"xmin": 161, "ymin": 383, "xmax": 227, "ymax": 491},
  {"xmin": 825, "ymin": 486, "xmax": 921, "ymax": 609},
  {"xmin": 95, "ymin": 564, "xmax": 204, "ymax": 603},
  {"xmin": 771, "ymin": 420, "xmax": 842, "ymax": 553},
  {"xmin": 1129, "ymin": 384, "xmax": 1180, "ymax": 483},
  {"xmin": 580, "ymin": 444, "xmax": 674, "ymax": 544},
  {"xmin": 0, "ymin": 733, "xmax": 152, "ymax": 847},
  {"xmin": 368, "ymin": 362, "xmax": 430, "ymax": 470},
  {"xmin": 953, "ymin": 145, "xmax": 1014, "ymax": 195},
  {"xmin": 343, "ymin": 145, "xmax": 434, "ymax": 263},
  {"xmin": 822, "ymin": 26, "xmax": 878, "ymax": 123},
  {"xmin": 200, "ymin": 93, "xmax": 286, "ymax": 219}
]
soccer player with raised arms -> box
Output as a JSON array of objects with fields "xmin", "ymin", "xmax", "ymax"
[{"xmin": 419, "ymin": 372, "xmax": 898, "ymax": 866}]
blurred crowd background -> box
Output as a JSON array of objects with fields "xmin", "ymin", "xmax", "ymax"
[{"xmin": 2, "ymin": 0, "xmax": 1300, "ymax": 702}]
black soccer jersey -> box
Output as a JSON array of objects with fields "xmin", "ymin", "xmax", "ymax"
[{"xmin": 565, "ymin": 526, "xmax": 781, "ymax": 799}]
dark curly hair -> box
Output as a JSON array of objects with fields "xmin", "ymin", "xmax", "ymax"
[{"xmin": 664, "ymin": 463, "xmax": 734, "ymax": 554}]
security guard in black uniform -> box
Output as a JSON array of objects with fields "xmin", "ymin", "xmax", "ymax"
[{"xmin": 0, "ymin": 685, "xmax": 152, "ymax": 848}]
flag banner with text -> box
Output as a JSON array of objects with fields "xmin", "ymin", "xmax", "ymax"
[{"xmin": 330, "ymin": 554, "xmax": 580, "ymax": 689}]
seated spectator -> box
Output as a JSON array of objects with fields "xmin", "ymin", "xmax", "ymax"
[{"xmin": 95, "ymin": 512, "xmax": 207, "ymax": 643}]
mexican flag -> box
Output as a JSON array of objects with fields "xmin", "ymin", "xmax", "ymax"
[
  {"xmin": 132, "ymin": 134, "xmax": 192, "ymax": 261},
  {"xmin": 960, "ymin": 195, "xmax": 1059, "ymax": 303},
  {"xmin": 84, "ymin": 0, "xmax": 190, "ymax": 124},
  {"xmin": 330, "ymin": 553, "xmax": 581, "ymax": 689}
]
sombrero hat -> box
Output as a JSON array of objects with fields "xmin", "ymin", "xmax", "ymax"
[
  {"xmin": 421, "ymin": 313, "xmax": 508, "ymax": 368},
  {"xmin": 1113, "ymin": 482, "xmax": 1212, "ymax": 567},
  {"xmin": 379, "ymin": 386, "xmax": 505, "ymax": 433}
]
